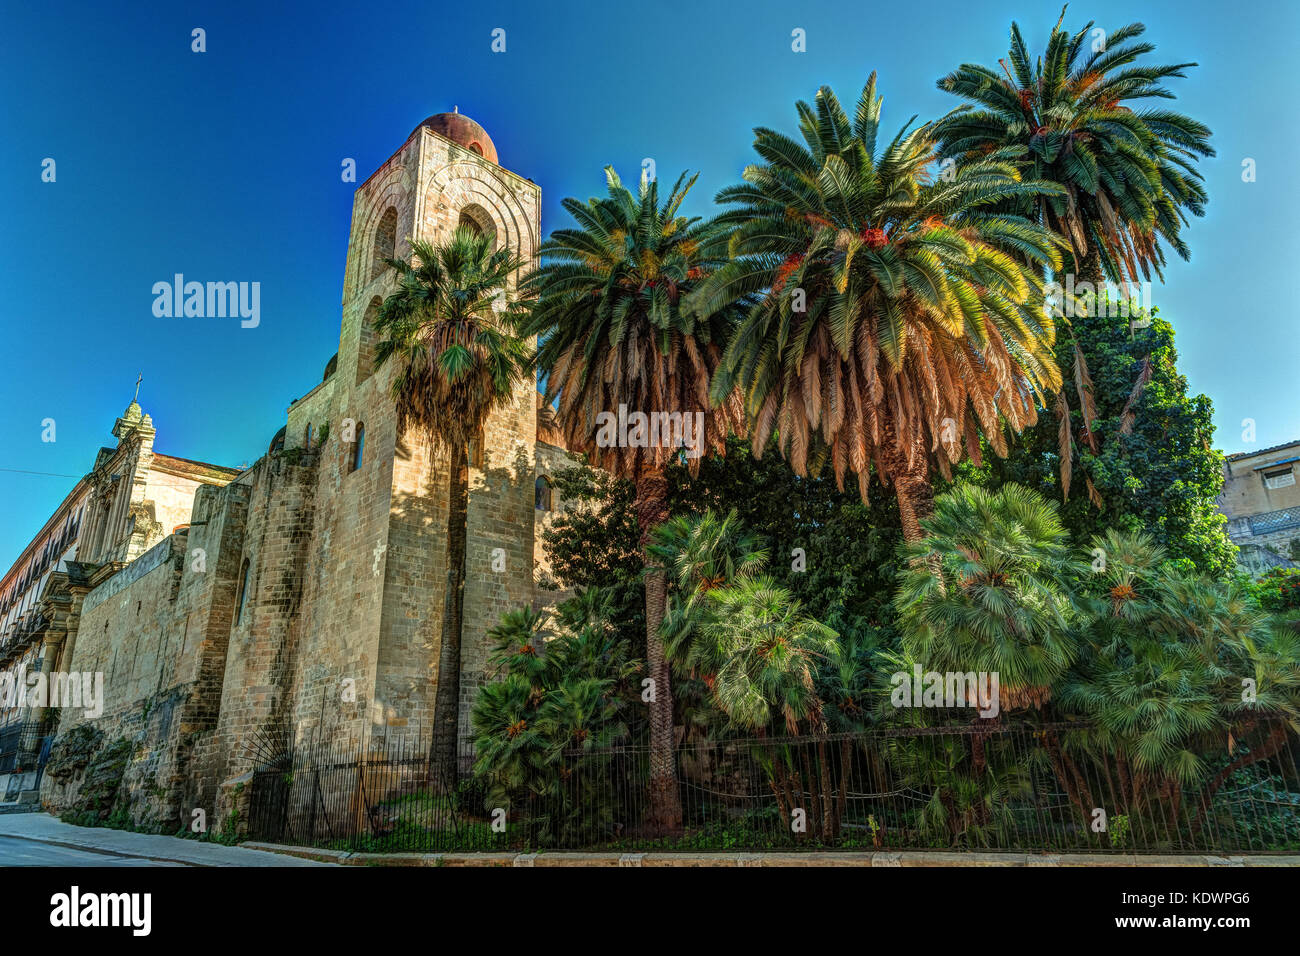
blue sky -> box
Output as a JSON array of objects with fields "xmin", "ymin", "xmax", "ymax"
[{"xmin": 3, "ymin": 0, "xmax": 1298, "ymax": 564}]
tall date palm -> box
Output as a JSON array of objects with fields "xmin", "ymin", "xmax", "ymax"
[
  {"xmin": 931, "ymin": 9, "xmax": 1214, "ymax": 286},
  {"xmin": 520, "ymin": 168, "xmax": 746, "ymax": 831}
]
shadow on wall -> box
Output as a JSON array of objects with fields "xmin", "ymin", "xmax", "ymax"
[{"xmin": 324, "ymin": 439, "xmax": 537, "ymax": 754}]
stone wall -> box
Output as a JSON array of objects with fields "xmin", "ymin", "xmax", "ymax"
[
  {"xmin": 43, "ymin": 534, "xmax": 198, "ymax": 829},
  {"xmin": 209, "ymin": 453, "xmax": 317, "ymax": 782}
]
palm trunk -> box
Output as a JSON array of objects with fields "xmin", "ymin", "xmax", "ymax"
[
  {"xmin": 816, "ymin": 738, "xmax": 835, "ymax": 842},
  {"xmin": 881, "ymin": 417, "xmax": 935, "ymax": 543},
  {"xmin": 1078, "ymin": 246, "xmax": 1107, "ymax": 288},
  {"xmin": 431, "ymin": 442, "xmax": 469, "ymax": 790},
  {"xmin": 1192, "ymin": 723, "xmax": 1289, "ymax": 832},
  {"xmin": 888, "ymin": 454, "xmax": 936, "ymax": 544},
  {"xmin": 634, "ymin": 465, "xmax": 683, "ymax": 833}
]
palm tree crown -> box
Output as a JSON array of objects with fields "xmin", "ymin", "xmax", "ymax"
[
  {"xmin": 374, "ymin": 226, "xmax": 533, "ymax": 451},
  {"xmin": 520, "ymin": 167, "xmax": 744, "ymax": 482},
  {"xmin": 932, "ymin": 9, "xmax": 1214, "ymax": 284},
  {"xmin": 689, "ymin": 73, "xmax": 1067, "ymax": 537},
  {"xmin": 695, "ymin": 576, "xmax": 839, "ymax": 736},
  {"xmin": 894, "ymin": 483, "xmax": 1080, "ymax": 709},
  {"xmin": 647, "ymin": 508, "xmax": 769, "ymax": 670}
]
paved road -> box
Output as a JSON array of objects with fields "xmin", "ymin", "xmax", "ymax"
[
  {"xmin": 0, "ymin": 813, "xmax": 333, "ymax": 866},
  {"xmin": 0, "ymin": 835, "xmax": 185, "ymax": 866}
]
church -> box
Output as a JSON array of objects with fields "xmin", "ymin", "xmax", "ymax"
[{"xmin": 0, "ymin": 113, "xmax": 573, "ymax": 825}]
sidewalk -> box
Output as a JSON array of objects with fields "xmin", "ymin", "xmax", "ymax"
[
  {"xmin": 0, "ymin": 813, "xmax": 335, "ymax": 866},
  {"xmin": 5, "ymin": 812, "xmax": 1295, "ymax": 867}
]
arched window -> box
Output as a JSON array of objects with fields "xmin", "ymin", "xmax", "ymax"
[
  {"xmin": 456, "ymin": 204, "xmax": 496, "ymax": 248},
  {"xmin": 372, "ymin": 206, "xmax": 398, "ymax": 279},
  {"xmin": 235, "ymin": 558, "xmax": 251, "ymax": 626},
  {"xmin": 303, "ymin": 424, "xmax": 312, "ymax": 451},
  {"xmin": 350, "ymin": 423, "xmax": 366, "ymax": 472},
  {"xmin": 457, "ymin": 211, "xmax": 482, "ymax": 237},
  {"xmin": 357, "ymin": 296, "xmax": 381, "ymax": 385},
  {"xmin": 535, "ymin": 476, "xmax": 552, "ymax": 512}
]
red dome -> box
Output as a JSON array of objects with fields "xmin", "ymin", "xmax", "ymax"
[{"xmin": 414, "ymin": 112, "xmax": 498, "ymax": 164}]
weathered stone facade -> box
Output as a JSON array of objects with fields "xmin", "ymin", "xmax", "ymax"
[
  {"xmin": 0, "ymin": 392, "xmax": 238, "ymax": 805},
  {"xmin": 33, "ymin": 113, "xmax": 577, "ymax": 830},
  {"xmin": 1218, "ymin": 439, "xmax": 1300, "ymax": 574}
]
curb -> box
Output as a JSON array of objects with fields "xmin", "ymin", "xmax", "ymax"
[{"xmin": 239, "ymin": 843, "xmax": 1300, "ymax": 868}]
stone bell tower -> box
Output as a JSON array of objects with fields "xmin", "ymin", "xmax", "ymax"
[{"xmin": 280, "ymin": 111, "xmax": 542, "ymax": 752}]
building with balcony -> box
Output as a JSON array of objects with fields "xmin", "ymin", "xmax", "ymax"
[{"xmin": 1218, "ymin": 439, "xmax": 1300, "ymax": 575}]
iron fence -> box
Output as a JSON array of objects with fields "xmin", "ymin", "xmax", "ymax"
[
  {"xmin": 0, "ymin": 717, "xmax": 50, "ymax": 777},
  {"xmin": 246, "ymin": 722, "xmax": 1300, "ymax": 854}
]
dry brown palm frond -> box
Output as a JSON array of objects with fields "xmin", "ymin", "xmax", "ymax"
[
  {"xmin": 846, "ymin": 367, "xmax": 868, "ymax": 475},
  {"xmin": 1119, "ymin": 355, "xmax": 1154, "ymax": 436},
  {"xmin": 826, "ymin": 358, "xmax": 845, "ymax": 439},
  {"xmin": 1085, "ymin": 475, "xmax": 1104, "ymax": 511},
  {"xmin": 1072, "ymin": 342, "xmax": 1099, "ymax": 452},
  {"xmin": 964, "ymin": 413, "xmax": 983, "ymax": 468},
  {"xmin": 801, "ymin": 351, "xmax": 822, "ymax": 429},
  {"xmin": 753, "ymin": 389, "xmax": 780, "ymax": 457},
  {"xmin": 1055, "ymin": 390, "xmax": 1073, "ymax": 501}
]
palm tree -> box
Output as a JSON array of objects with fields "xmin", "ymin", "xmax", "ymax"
[
  {"xmin": 1062, "ymin": 531, "xmax": 1299, "ymax": 835},
  {"xmin": 932, "ymin": 9, "xmax": 1214, "ymax": 286},
  {"xmin": 520, "ymin": 168, "xmax": 746, "ymax": 831},
  {"xmin": 688, "ymin": 74, "xmax": 1066, "ymax": 541},
  {"xmin": 894, "ymin": 483, "xmax": 1079, "ymax": 711},
  {"xmin": 891, "ymin": 482, "xmax": 1078, "ymax": 839},
  {"xmin": 647, "ymin": 508, "xmax": 768, "ymax": 669},
  {"xmin": 374, "ymin": 225, "xmax": 533, "ymax": 787},
  {"xmin": 695, "ymin": 576, "xmax": 838, "ymax": 735},
  {"xmin": 693, "ymin": 576, "xmax": 842, "ymax": 839},
  {"xmin": 473, "ymin": 595, "xmax": 641, "ymax": 846}
]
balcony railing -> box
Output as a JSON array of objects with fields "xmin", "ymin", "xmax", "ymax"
[{"xmin": 1248, "ymin": 506, "xmax": 1300, "ymax": 536}]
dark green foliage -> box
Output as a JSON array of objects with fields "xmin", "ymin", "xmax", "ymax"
[
  {"xmin": 540, "ymin": 463, "xmax": 645, "ymax": 653},
  {"xmin": 669, "ymin": 437, "xmax": 904, "ymax": 653},
  {"xmin": 541, "ymin": 464, "xmax": 642, "ymax": 589},
  {"xmin": 974, "ymin": 300, "xmax": 1235, "ymax": 577}
]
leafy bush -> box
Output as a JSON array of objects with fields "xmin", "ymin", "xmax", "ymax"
[
  {"xmin": 470, "ymin": 597, "xmax": 643, "ymax": 846},
  {"xmin": 1255, "ymin": 568, "xmax": 1300, "ymax": 611}
]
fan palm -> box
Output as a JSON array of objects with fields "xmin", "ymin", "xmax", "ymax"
[
  {"xmin": 520, "ymin": 168, "xmax": 746, "ymax": 831},
  {"xmin": 894, "ymin": 483, "xmax": 1080, "ymax": 710},
  {"xmin": 932, "ymin": 8, "xmax": 1214, "ymax": 286},
  {"xmin": 1061, "ymin": 531, "xmax": 1297, "ymax": 834},
  {"xmin": 647, "ymin": 508, "xmax": 769, "ymax": 669},
  {"xmin": 473, "ymin": 598, "xmax": 641, "ymax": 847},
  {"xmin": 689, "ymin": 74, "xmax": 1067, "ymax": 541},
  {"xmin": 374, "ymin": 225, "xmax": 533, "ymax": 787},
  {"xmin": 693, "ymin": 576, "xmax": 843, "ymax": 839},
  {"xmin": 693, "ymin": 576, "xmax": 839, "ymax": 736}
]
